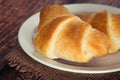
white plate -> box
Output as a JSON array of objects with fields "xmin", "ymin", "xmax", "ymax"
[{"xmin": 18, "ymin": 4, "xmax": 120, "ymax": 74}]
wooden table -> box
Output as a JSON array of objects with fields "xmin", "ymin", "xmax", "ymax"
[{"xmin": 0, "ymin": 0, "xmax": 120, "ymax": 80}]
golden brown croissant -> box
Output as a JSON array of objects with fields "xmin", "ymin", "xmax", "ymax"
[
  {"xmin": 78, "ymin": 11, "xmax": 120, "ymax": 53},
  {"xmin": 38, "ymin": 5, "xmax": 72, "ymax": 32},
  {"xmin": 34, "ymin": 5, "xmax": 109, "ymax": 63}
]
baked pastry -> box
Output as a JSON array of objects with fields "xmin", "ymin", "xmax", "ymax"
[
  {"xmin": 38, "ymin": 5, "xmax": 72, "ymax": 32},
  {"xmin": 34, "ymin": 5, "xmax": 109, "ymax": 63},
  {"xmin": 78, "ymin": 11, "xmax": 120, "ymax": 53}
]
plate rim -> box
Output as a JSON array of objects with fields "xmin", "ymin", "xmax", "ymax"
[{"xmin": 18, "ymin": 3, "xmax": 120, "ymax": 74}]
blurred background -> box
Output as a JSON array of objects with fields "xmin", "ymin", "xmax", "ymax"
[{"xmin": 0, "ymin": 0, "xmax": 120, "ymax": 80}]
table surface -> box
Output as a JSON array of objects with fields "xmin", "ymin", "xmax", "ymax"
[{"xmin": 0, "ymin": 0, "xmax": 120, "ymax": 80}]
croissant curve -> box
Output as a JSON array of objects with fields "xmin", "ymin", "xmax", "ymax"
[{"xmin": 34, "ymin": 5, "xmax": 109, "ymax": 62}]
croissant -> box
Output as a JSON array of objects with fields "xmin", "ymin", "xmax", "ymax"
[
  {"xmin": 34, "ymin": 5, "xmax": 109, "ymax": 63},
  {"xmin": 78, "ymin": 11, "xmax": 120, "ymax": 53},
  {"xmin": 38, "ymin": 5, "xmax": 72, "ymax": 32}
]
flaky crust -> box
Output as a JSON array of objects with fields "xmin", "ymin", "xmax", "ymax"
[
  {"xmin": 34, "ymin": 5, "xmax": 110, "ymax": 63},
  {"xmin": 78, "ymin": 11, "xmax": 120, "ymax": 53},
  {"xmin": 38, "ymin": 5, "xmax": 72, "ymax": 32},
  {"xmin": 34, "ymin": 16, "xmax": 79, "ymax": 59}
]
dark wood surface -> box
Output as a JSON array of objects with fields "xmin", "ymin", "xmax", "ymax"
[{"xmin": 0, "ymin": 0, "xmax": 120, "ymax": 80}]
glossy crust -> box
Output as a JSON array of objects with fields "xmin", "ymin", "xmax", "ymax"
[
  {"xmin": 78, "ymin": 11, "xmax": 120, "ymax": 53},
  {"xmin": 34, "ymin": 5, "xmax": 109, "ymax": 63},
  {"xmin": 38, "ymin": 5, "xmax": 72, "ymax": 32},
  {"xmin": 77, "ymin": 13, "xmax": 95, "ymax": 22},
  {"xmin": 34, "ymin": 16, "xmax": 78, "ymax": 59}
]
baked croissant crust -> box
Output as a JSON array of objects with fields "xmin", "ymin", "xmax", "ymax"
[
  {"xmin": 38, "ymin": 5, "xmax": 72, "ymax": 32},
  {"xmin": 34, "ymin": 5, "xmax": 109, "ymax": 63},
  {"xmin": 78, "ymin": 11, "xmax": 120, "ymax": 53}
]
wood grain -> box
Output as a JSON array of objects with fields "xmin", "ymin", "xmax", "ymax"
[
  {"xmin": 0, "ymin": 0, "xmax": 72, "ymax": 67},
  {"xmin": 0, "ymin": 0, "xmax": 75, "ymax": 79},
  {"xmin": 0, "ymin": 0, "xmax": 120, "ymax": 80},
  {"xmin": 76, "ymin": 0, "xmax": 120, "ymax": 8}
]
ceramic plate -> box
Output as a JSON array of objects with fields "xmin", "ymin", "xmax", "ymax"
[{"xmin": 18, "ymin": 4, "xmax": 120, "ymax": 74}]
